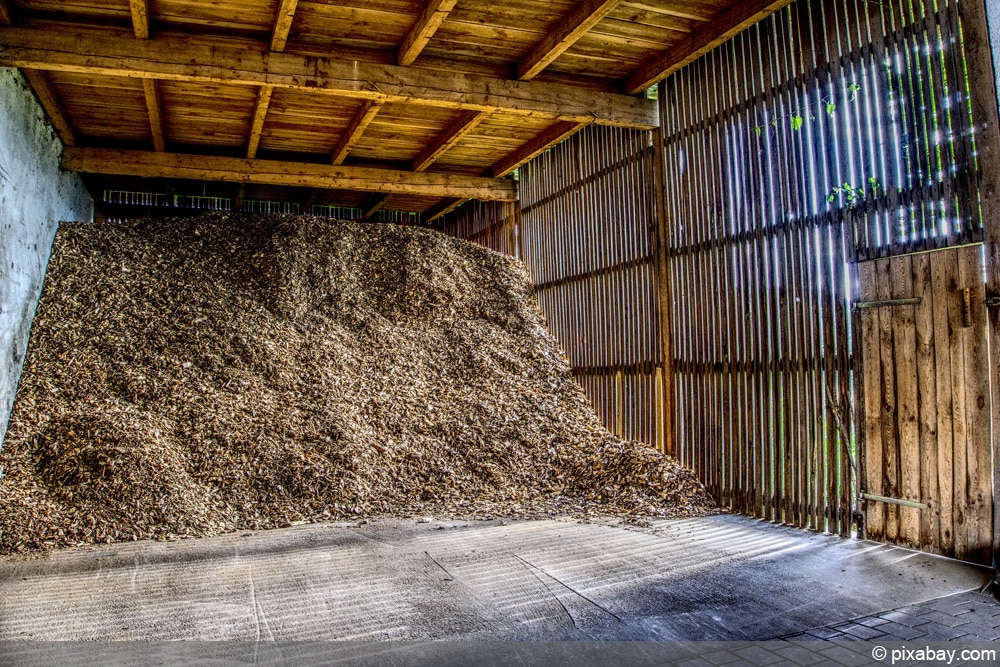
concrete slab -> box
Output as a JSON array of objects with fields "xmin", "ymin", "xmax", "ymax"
[{"xmin": 0, "ymin": 514, "xmax": 990, "ymax": 641}]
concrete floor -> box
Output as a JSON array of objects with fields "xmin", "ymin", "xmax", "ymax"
[{"xmin": 0, "ymin": 513, "xmax": 990, "ymax": 644}]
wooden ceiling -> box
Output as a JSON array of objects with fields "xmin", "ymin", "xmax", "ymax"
[{"xmin": 0, "ymin": 0, "xmax": 790, "ymax": 220}]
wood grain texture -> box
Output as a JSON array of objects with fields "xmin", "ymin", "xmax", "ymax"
[
  {"xmin": 62, "ymin": 147, "xmax": 519, "ymax": 200},
  {"xmin": 624, "ymin": 0, "xmax": 794, "ymax": 94},
  {"xmin": 517, "ymin": 0, "xmax": 624, "ymax": 80},
  {"xmin": 128, "ymin": 0, "xmax": 149, "ymax": 38},
  {"xmin": 246, "ymin": 85, "xmax": 273, "ymax": 159},
  {"xmin": 331, "ymin": 100, "xmax": 384, "ymax": 165},
  {"xmin": 412, "ymin": 110, "xmax": 486, "ymax": 172},
  {"xmin": 270, "ymin": 0, "xmax": 299, "ymax": 52},
  {"xmin": 0, "ymin": 26, "xmax": 658, "ymax": 129},
  {"xmin": 20, "ymin": 68, "xmax": 75, "ymax": 146},
  {"xmin": 397, "ymin": 0, "xmax": 458, "ymax": 66},
  {"xmin": 142, "ymin": 78, "xmax": 165, "ymax": 151}
]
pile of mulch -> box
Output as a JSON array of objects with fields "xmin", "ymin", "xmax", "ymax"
[{"xmin": 0, "ymin": 213, "xmax": 712, "ymax": 553}]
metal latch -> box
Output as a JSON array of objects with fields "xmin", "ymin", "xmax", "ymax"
[{"xmin": 987, "ymin": 295, "xmax": 1000, "ymax": 308}]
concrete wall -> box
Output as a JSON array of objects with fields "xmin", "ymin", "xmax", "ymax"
[{"xmin": 0, "ymin": 67, "xmax": 92, "ymax": 446}]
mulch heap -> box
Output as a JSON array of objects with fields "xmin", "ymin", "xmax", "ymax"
[{"xmin": 0, "ymin": 213, "xmax": 712, "ymax": 553}]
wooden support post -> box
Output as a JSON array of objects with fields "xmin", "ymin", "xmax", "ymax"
[
  {"xmin": 960, "ymin": 0, "xmax": 1000, "ymax": 574},
  {"xmin": 651, "ymin": 109, "xmax": 673, "ymax": 455}
]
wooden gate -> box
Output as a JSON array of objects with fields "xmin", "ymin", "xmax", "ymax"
[{"xmin": 857, "ymin": 245, "xmax": 992, "ymax": 564}]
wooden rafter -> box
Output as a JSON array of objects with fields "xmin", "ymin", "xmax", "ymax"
[
  {"xmin": 0, "ymin": 27, "xmax": 658, "ymax": 129},
  {"xmin": 423, "ymin": 197, "xmax": 465, "ymax": 223},
  {"xmin": 234, "ymin": 184, "xmax": 246, "ymax": 211},
  {"xmin": 412, "ymin": 110, "xmax": 486, "ymax": 172},
  {"xmin": 491, "ymin": 120, "xmax": 591, "ymax": 178},
  {"xmin": 247, "ymin": 85, "xmax": 273, "ymax": 159},
  {"xmin": 397, "ymin": 0, "xmax": 457, "ymax": 67},
  {"xmin": 0, "ymin": 0, "xmax": 13, "ymax": 26},
  {"xmin": 142, "ymin": 78, "xmax": 165, "ymax": 151},
  {"xmin": 270, "ymin": 0, "xmax": 299, "ymax": 52},
  {"xmin": 517, "ymin": 0, "xmax": 624, "ymax": 81},
  {"xmin": 128, "ymin": 0, "xmax": 149, "ymax": 39},
  {"xmin": 20, "ymin": 69, "xmax": 75, "ymax": 146},
  {"xmin": 62, "ymin": 148, "xmax": 519, "ymax": 201},
  {"xmin": 361, "ymin": 193, "xmax": 391, "ymax": 219},
  {"xmin": 331, "ymin": 100, "xmax": 383, "ymax": 166},
  {"xmin": 623, "ymin": 0, "xmax": 794, "ymax": 94}
]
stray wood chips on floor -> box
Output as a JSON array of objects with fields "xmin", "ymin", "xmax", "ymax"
[{"xmin": 0, "ymin": 213, "xmax": 712, "ymax": 553}]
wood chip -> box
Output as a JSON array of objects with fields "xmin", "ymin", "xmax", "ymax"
[{"xmin": 0, "ymin": 213, "xmax": 713, "ymax": 554}]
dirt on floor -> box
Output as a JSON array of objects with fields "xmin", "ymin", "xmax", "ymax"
[{"xmin": 0, "ymin": 213, "xmax": 712, "ymax": 554}]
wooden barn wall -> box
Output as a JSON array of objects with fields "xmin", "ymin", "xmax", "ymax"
[
  {"xmin": 439, "ymin": 126, "xmax": 666, "ymax": 451},
  {"xmin": 659, "ymin": 0, "xmax": 991, "ymax": 537}
]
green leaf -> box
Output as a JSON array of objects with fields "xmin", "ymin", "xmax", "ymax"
[
  {"xmin": 848, "ymin": 82, "xmax": 862, "ymax": 102},
  {"xmin": 754, "ymin": 126, "xmax": 762, "ymax": 137},
  {"xmin": 825, "ymin": 101, "xmax": 837, "ymax": 117},
  {"xmin": 791, "ymin": 115, "xmax": 804, "ymax": 131}
]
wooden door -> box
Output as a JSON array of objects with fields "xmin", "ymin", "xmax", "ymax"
[{"xmin": 856, "ymin": 245, "xmax": 992, "ymax": 564}]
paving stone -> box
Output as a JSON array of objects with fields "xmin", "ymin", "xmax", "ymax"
[
  {"xmin": 856, "ymin": 616, "xmax": 890, "ymax": 628},
  {"xmin": 877, "ymin": 611, "xmax": 933, "ymax": 629},
  {"xmin": 917, "ymin": 610, "xmax": 975, "ymax": 628},
  {"xmin": 869, "ymin": 621, "xmax": 928, "ymax": 640},
  {"xmin": 806, "ymin": 628, "xmax": 845, "ymax": 640},
  {"xmin": 840, "ymin": 623, "xmax": 887, "ymax": 640}
]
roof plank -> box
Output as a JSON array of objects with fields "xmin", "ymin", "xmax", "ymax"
[
  {"xmin": 21, "ymin": 68, "xmax": 75, "ymax": 146},
  {"xmin": 331, "ymin": 99, "xmax": 384, "ymax": 165},
  {"xmin": 62, "ymin": 147, "xmax": 520, "ymax": 201},
  {"xmin": 517, "ymin": 0, "xmax": 624, "ymax": 81},
  {"xmin": 0, "ymin": 0, "xmax": 12, "ymax": 26},
  {"xmin": 142, "ymin": 78, "xmax": 165, "ymax": 151},
  {"xmin": 412, "ymin": 110, "xmax": 486, "ymax": 172},
  {"xmin": 397, "ymin": 0, "xmax": 458, "ymax": 67},
  {"xmin": 0, "ymin": 27, "xmax": 658, "ymax": 129},
  {"xmin": 623, "ymin": 0, "xmax": 794, "ymax": 94}
]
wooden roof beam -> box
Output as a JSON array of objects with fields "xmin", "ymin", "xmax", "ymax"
[
  {"xmin": 270, "ymin": 0, "xmax": 298, "ymax": 52},
  {"xmin": 397, "ymin": 0, "xmax": 458, "ymax": 67},
  {"xmin": 247, "ymin": 85, "xmax": 273, "ymax": 159},
  {"xmin": 128, "ymin": 0, "xmax": 149, "ymax": 39},
  {"xmin": 361, "ymin": 193, "xmax": 391, "ymax": 220},
  {"xmin": 517, "ymin": 0, "xmax": 624, "ymax": 81},
  {"xmin": 0, "ymin": 0, "xmax": 13, "ymax": 26},
  {"xmin": 423, "ymin": 197, "xmax": 465, "ymax": 224},
  {"xmin": 491, "ymin": 119, "xmax": 591, "ymax": 178},
  {"xmin": 62, "ymin": 148, "xmax": 519, "ymax": 201},
  {"xmin": 142, "ymin": 79, "xmax": 165, "ymax": 151},
  {"xmin": 331, "ymin": 100, "xmax": 383, "ymax": 166},
  {"xmin": 0, "ymin": 26, "xmax": 658, "ymax": 129},
  {"xmin": 21, "ymin": 69, "xmax": 75, "ymax": 146},
  {"xmin": 623, "ymin": 0, "xmax": 794, "ymax": 94},
  {"xmin": 412, "ymin": 110, "xmax": 486, "ymax": 172}
]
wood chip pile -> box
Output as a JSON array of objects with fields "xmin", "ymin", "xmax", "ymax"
[{"xmin": 0, "ymin": 213, "xmax": 712, "ymax": 553}]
